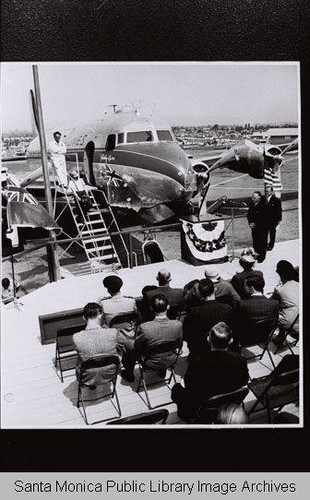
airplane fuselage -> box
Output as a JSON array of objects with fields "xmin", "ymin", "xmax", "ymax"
[{"xmin": 26, "ymin": 110, "xmax": 198, "ymax": 218}]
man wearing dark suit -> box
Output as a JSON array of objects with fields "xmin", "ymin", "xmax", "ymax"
[
  {"xmin": 121, "ymin": 294, "xmax": 183, "ymax": 383},
  {"xmin": 183, "ymin": 277, "xmax": 233, "ymax": 356},
  {"xmin": 247, "ymin": 191, "xmax": 268, "ymax": 263},
  {"xmin": 233, "ymin": 274, "xmax": 279, "ymax": 346},
  {"xmin": 171, "ymin": 322, "xmax": 249, "ymax": 422},
  {"xmin": 265, "ymin": 185, "xmax": 282, "ymax": 251},
  {"xmin": 146, "ymin": 269, "xmax": 184, "ymax": 319}
]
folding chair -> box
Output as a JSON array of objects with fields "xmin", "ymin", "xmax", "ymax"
[
  {"xmin": 106, "ymin": 408, "xmax": 169, "ymax": 425},
  {"xmin": 274, "ymin": 314, "xmax": 299, "ymax": 355},
  {"xmin": 55, "ymin": 324, "xmax": 85, "ymax": 382},
  {"xmin": 240, "ymin": 318, "xmax": 278, "ymax": 369},
  {"xmin": 110, "ymin": 312, "xmax": 138, "ymax": 336},
  {"xmin": 137, "ymin": 340, "xmax": 183, "ymax": 410},
  {"xmin": 191, "ymin": 386, "xmax": 249, "ymax": 424},
  {"xmin": 247, "ymin": 354, "xmax": 299, "ymax": 423},
  {"xmin": 77, "ymin": 354, "xmax": 121, "ymax": 425}
]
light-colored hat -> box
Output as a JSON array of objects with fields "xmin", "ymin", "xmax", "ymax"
[
  {"xmin": 240, "ymin": 248, "xmax": 256, "ymax": 264},
  {"xmin": 204, "ymin": 266, "xmax": 220, "ymax": 282}
]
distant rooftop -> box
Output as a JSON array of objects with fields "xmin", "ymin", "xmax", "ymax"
[{"xmin": 266, "ymin": 127, "xmax": 298, "ymax": 136}]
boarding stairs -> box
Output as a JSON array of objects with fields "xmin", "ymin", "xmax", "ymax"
[{"xmin": 53, "ymin": 173, "xmax": 129, "ymax": 276}]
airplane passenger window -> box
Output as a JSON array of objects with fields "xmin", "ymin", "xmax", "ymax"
[
  {"xmin": 157, "ymin": 130, "xmax": 173, "ymax": 141},
  {"xmin": 106, "ymin": 134, "xmax": 116, "ymax": 150},
  {"xmin": 127, "ymin": 131, "xmax": 153, "ymax": 143},
  {"xmin": 118, "ymin": 133, "xmax": 124, "ymax": 144}
]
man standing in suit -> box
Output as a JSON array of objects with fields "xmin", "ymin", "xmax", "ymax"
[
  {"xmin": 183, "ymin": 277, "xmax": 233, "ymax": 356},
  {"xmin": 247, "ymin": 191, "xmax": 268, "ymax": 263},
  {"xmin": 73, "ymin": 302, "xmax": 123, "ymax": 389},
  {"xmin": 121, "ymin": 294, "xmax": 183, "ymax": 383},
  {"xmin": 265, "ymin": 185, "xmax": 282, "ymax": 251},
  {"xmin": 146, "ymin": 269, "xmax": 184, "ymax": 319},
  {"xmin": 171, "ymin": 322, "xmax": 249, "ymax": 423},
  {"xmin": 233, "ymin": 274, "xmax": 279, "ymax": 346}
]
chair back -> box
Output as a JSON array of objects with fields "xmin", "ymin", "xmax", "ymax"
[
  {"xmin": 192, "ymin": 386, "xmax": 249, "ymax": 424},
  {"xmin": 110, "ymin": 312, "xmax": 138, "ymax": 336},
  {"xmin": 288, "ymin": 313, "xmax": 299, "ymax": 332},
  {"xmin": 80, "ymin": 354, "xmax": 120, "ymax": 372},
  {"xmin": 106, "ymin": 409, "xmax": 169, "ymax": 425},
  {"xmin": 243, "ymin": 317, "xmax": 277, "ymax": 346},
  {"xmin": 142, "ymin": 340, "xmax": 182, "ymax": 357},
  {"xmin": 57, "ymin": 324, "xmax": 85, "ymax": 352},
  {"xmin": 272, "ymin": 354, "xmax": 299, "ymax": 386}
]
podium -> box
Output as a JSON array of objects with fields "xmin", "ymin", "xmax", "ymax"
[{"xmin": 180, "ymin": 214, "xmax": 228, "ymax": 266}]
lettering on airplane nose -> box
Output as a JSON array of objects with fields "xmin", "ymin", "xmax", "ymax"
[{"xmin": 100, "ymin": 154, "xmax": 115, "ymax": 162}]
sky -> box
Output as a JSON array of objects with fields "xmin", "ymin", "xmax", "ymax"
[{"xmin": 1, "ymin": 62, "xmax": 299, "ymax": 132}]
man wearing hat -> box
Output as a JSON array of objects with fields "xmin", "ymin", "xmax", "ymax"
[
  {"xmin": 204, "ymin": 266, "xmax": 240, "ymax": 309},
  {"xmin": 48, "ymin": 131, "xmax": 68, "ymax": 189},
  {"xmin": 231, "ymin": 249, "xmax": 264, "ymax": 299},
  {"xmin": 97, "ymin": 275, "xmax": 136, "ymax": 329}
]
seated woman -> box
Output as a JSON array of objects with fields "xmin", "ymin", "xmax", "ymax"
[
  {"xmin": 231, "ymin": 248, "xmax": 264, "ymax": 299},
  {"xmin": 67, "ymin": 170, "xmax": 93, "ymax": 221},
  {"xmin": 271, "ymin": 260, "xmax": 299, "ymax": 346}
]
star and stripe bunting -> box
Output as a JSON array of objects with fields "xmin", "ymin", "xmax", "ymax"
[{"xmin": 263, "ymin": 168, "xmax": 283, "ymax": 191}]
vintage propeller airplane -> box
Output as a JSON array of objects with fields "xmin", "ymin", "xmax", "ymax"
[{"xmin": 17, "ymin": 103, "xmax": 295, "ymax": 223}]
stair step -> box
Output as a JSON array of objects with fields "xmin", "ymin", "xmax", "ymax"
[
  {"xmin": 83, "ymin": 236, "xmax": 111, "ymax": 244},
  {"xmin": 88, "ymin": 254, "xmax": 118, "ymax": 261},
  {"xmin": 80, "ymin": 228, "xmax": 108, "ymax": 234},
  {"xmin": 78, "ymin": 219, "xmax": 104, "ymax": 226},
  {"xmin": 85, "ymin": 245, "xmax": 113, "ymax": 253}
]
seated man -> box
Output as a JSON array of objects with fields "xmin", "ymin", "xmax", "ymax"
[
  {"xmin": 231, "ymin": 248, "xmax": 264, "ymax": 299},
  {"xmin": 171, "ymin": 322, "xmax": 249, "ymax": 423},
  {"xmin": 73, "ymin": 302, "xmax": 123, "ymax": 389},
  {"xmin": 271, "ymin": 260, "xmax": 299, "ymax": 346},
  {"xmin": 183, "ymin": 277, "xmax": 233, "ymax": 357},
  {"xmin": 2, "ymin": 276, "xmax": 21, "ymax": 304},
  {"xmin": 204, "ymin": 266, "xmax": 240, "ymax": 309},
  {"xmin": 97, "ymin": 274, "xmax": 136, "ymax": 329},
  {"xmin": 121, "ymin": 294, "xmax": 183, "ymax": 383},
  {"xmin": 136, "ymin": 285, "xmax": 158, "ymax": 323},
  {"xmin": 146, "ymin": 269, "xmax": 184, "ymax": 319},
  {"xmin": 233, "ymin": 274, "xmax": 279, "ymax": 346}
]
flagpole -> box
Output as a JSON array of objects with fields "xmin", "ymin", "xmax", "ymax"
[{"xmin": 32, "ymin": 65, "xmax": 61, "ymax": 282}]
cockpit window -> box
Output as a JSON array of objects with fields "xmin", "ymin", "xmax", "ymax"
[
  {"xmin": 106, "ymin": 134, "xmax": 116, "ymax": 150},
  {"xmin": 118, "ymin": 133, "xmax": 124, "ymax": 144},
  {"xmin": 127, "ymin": 131, "xmax": 153, "ymax": 143},
  {"xmin": 157, "ymin": 130, "xmax": 173, "ymax": 141}
]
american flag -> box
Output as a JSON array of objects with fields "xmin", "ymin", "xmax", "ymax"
[{"xmin": 263, "ymin": 168, "xmax": 283, "ymax": 191}]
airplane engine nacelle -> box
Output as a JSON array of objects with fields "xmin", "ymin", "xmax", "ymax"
[{"xmin": 208, "ymin": 141, "xmax": 283, "ymax": 179}]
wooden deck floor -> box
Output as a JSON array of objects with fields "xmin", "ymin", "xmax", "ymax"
[{"xmin": 1, "ymin": 239, "xmax": 301, "ymax": 428}]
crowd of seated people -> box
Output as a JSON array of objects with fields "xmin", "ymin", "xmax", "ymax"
[{"xmin": 71, "ymin": 255, "xmax": 299, "ymax": 424}]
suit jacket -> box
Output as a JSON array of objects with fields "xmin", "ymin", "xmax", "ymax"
[
  {"xmin": 247, "ymin": 199, "xmax": 267, "ymax": 228},
  {"xmin": 185, "ymin": 350, "xmax": 249, "ymax": 399},
  {"xmin": 183, "ymin": 300, "xmax": 233, "ymax": 354},
  {"xmin": 214, "ymin": 278, "xmax": 240, "ymax": 308},
  {"xmin": 73, "ymin": 326, "xmax": 123, "ymax": 386},
  {"xmin": 231, "ymin": 270, "xmax": 264, "ymax": 299},
  {"xmin": 272, "ymin": 280, "xmax": 299, "ymax": 333},
  {"xmin": 234, "ymin": 295, "xmax": 279, "ymax": 344},
  {"xmin": 146, "ymin": 285, "xmax": 184, "ymax": 319},
  {"xmin": 132, "ymin": 317, "xmax": 183, "ymax": 370},
  {"xmin": 172, "ymin": 350, "xmax": 249, "ymax": 422},
  {"xmin": 265, "ymin": 194, "xmax": 282, "ymax": 226}
]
